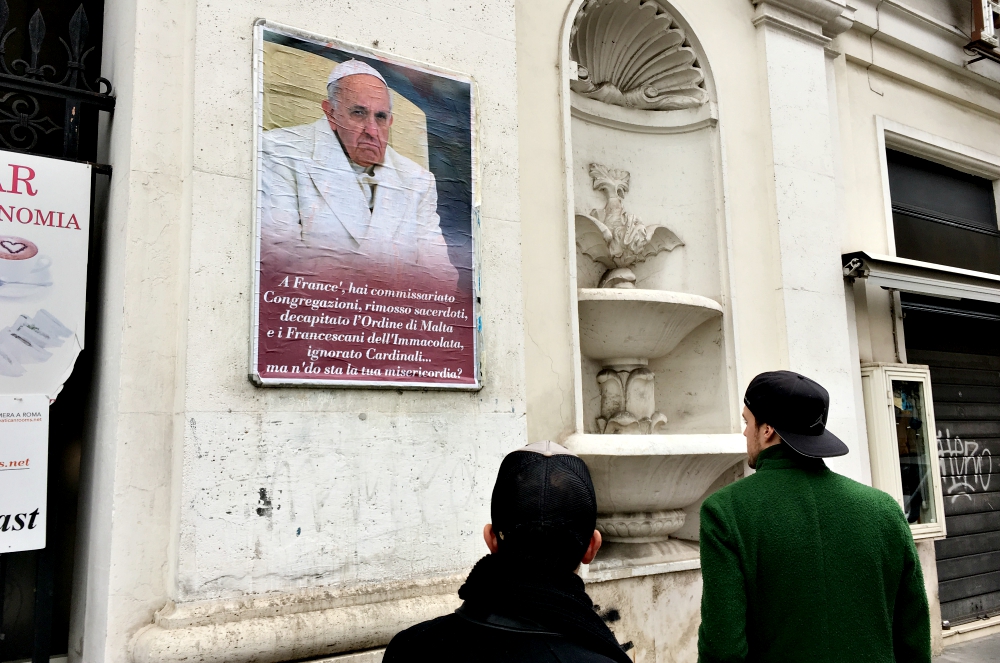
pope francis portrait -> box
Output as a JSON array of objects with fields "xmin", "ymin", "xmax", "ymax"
[{"xmin": 260, "ymin": 60, "xmax": 456, "ymax": 285}]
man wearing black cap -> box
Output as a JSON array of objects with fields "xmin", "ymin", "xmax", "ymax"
[
  {"xmin": 383, "ymin": 440, "xmax": 633, "ymax": 663},
  {"xmin": 698, "ymin": 371, "xmax": 931, "ymax": 663}
]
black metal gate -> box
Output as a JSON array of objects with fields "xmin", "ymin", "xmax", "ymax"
[
  {"xmin": 904, "ymin": 294, "xmax": 1000, "ymax": 627},
  {"xmin": 0, "ymin": 2, "xmax": 112, "ymax": 661}
]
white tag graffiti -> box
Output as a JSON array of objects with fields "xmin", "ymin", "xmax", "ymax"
[{"xmin": 938, "ymin": 429, "xmax": 993, "ymax": 502}]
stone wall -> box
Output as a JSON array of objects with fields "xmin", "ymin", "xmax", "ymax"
[{"xmin": 75, "ymin": 1, "xmax": 524, "ymax": 662}]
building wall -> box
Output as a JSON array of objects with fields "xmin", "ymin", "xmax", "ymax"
[
  {"xmin": 835, "ymin": 2, "xmax": 1000, "ymax": 651},
  {"xmin": 75, "ymin": 1, "xmax": 525, "ymax": 661},
  {"xmin": 68, "ymin": 0, "xmax": 1000, "ymax": 660},
  {"xmin": 70, "ymin": 0, "xmax": 196, "ymax": 659}
]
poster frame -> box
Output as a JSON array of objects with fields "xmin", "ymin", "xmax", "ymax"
[{"xmin": 248, "ymin": 19, "xmax": 482, "ymax": 390}]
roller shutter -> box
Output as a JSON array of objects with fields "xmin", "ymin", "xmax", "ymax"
[{"xmin": 907, "ymin": 349, "xmax": 1000, "ymax": 624}]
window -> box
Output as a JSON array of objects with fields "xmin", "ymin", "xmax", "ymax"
[
  {"xmin": 887, "ymin": 149, "xmax": 1000, "ymax": 275},
  {"xmin": 860, "ymin": 363, "xmax": 947, "ymax": 539}
]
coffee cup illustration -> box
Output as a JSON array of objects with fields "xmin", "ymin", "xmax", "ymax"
[{"xmin": 0, "ymin": 236, "xmax": 51, "ymax": 282}]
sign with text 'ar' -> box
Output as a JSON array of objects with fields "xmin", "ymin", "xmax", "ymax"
[
  {"xmin": 0, "ymin": 394, "xmax": 48, "ymax": 552},
  {"xmin": 0, "ymin": 151, "xmax": 91, "ymax": 399}
]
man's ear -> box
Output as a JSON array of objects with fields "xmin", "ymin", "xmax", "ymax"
[
  {"xmin": 483, "ymin": 523, "xmax": 499, "ymax": 554},
  {"xmin": 581, "ymin": 529, "xmax": 602, "ymax": 565}
]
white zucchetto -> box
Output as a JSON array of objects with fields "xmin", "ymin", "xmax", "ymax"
[{"xmin": 327, "ymin": 60, "xmax": 388, "ymax": 90}]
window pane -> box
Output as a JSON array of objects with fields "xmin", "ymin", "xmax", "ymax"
[
  {"xmin": 887, "ymin": 149, "xmax": 1000, "ymax": 275},
  {"xmin": 893, "ymin": 212, "xmax": 1000, "ymax": 275},
  {"xmin": 893, "ymin": 379, "xmax": 938, "ymax": 525},
  {"xmin": 887, "ymin": 150, "xmax": 997, "ymax": 231}
]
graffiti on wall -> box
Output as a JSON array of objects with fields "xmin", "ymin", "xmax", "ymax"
[{"xmin": 938, "ymin": 428, "xmax": 993, "ymax": 502}]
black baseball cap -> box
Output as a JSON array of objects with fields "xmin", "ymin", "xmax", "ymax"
[
  {"xmin": 491, "ymin": 441, "xmax": 597, "ymax": 570},
  {"xmin": 744, "ymin": 371, "xmax": 849, "ymax": 458}
]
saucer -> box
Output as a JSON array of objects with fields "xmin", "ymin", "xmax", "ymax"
[{"xmin": 0, "ymin": 268, "xmax": 52, "ymax": 300}]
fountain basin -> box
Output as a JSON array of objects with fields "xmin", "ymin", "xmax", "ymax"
[
  {"xmin": 564, "ymin": 433, "xmax": 745, "ymax": 513},
  {"xmin": 564, "ymin": 433, "xmax": 746, "ymax": 568},
  {"xmin": 577, "ymin": 288, "xmax": 723, "ymax": 364}
]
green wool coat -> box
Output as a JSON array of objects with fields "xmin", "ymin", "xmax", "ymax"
[{"xmin": 698, "ymin": 443, "xmax": 931, "ymax": 663}]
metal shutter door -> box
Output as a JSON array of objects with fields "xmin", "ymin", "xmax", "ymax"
[{"xmin": 909, "ymin": 348, "xmax": 1000, "ymax": 625}]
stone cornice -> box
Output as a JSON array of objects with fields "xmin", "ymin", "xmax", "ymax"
[
  {"xmin": 848, "ymin": 0, "xmax": 1000, "ymax": 87},
  {"xmin": 751, "ymin": 0, "xmax": 855, "ymax": 43}
]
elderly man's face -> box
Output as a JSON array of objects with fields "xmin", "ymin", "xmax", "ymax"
[{"xmin": 322, "ymin": 74, "xmax": 393, "ymax": 168}]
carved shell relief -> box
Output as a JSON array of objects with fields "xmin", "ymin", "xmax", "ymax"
[{"xmin": 570, "ymin": 0, "xmax": 709, "ymax": 111}]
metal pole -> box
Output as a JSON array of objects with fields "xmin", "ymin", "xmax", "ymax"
[
  {"xmin": 31, "ymin": 548, "xmax": 53, "ymax": 663},
  {"xmin": 0, "ymin": 553, "xmax": 6, "ymax": 658},
  {"xmin": 62, "ymin": 98, "xmax": 82, "ymax": 160}
]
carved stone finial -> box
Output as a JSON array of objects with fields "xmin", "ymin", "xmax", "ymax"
[
  {"xmin": 576, "ymin": 162, "xmax": 683, "ymax": 288},
  {"xmin": 570, "ymin": 0, "xmax": 709, "ymax": 111}
]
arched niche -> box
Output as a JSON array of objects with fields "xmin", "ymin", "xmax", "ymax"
[{"xmin": 558, "ymin": 0, "xmax": 736, "ymax": 439}]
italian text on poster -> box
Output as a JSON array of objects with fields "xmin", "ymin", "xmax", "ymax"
[
  {"xmin": 251, "ymin": 22, "xmax": 479, "ymax": 389},
  {"xmin": 0, "ymin": 395, "xmax": 49, "ymax": 552},
  {"xmin": 0, "ymin": 152, "xmax": 91, "ymax": 398}
]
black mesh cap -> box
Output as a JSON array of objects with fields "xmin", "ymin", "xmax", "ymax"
[{"xmin": 490, "ymin": 441, "xmax": 598, "ymax": 570}]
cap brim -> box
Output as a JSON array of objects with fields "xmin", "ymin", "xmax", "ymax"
[{"xmin": 773, "ymin": 427, "xmax": 849, "ymax": 458}]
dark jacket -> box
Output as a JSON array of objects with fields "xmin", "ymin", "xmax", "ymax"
[
  {"xmin": 698, "ymin": 443, "xmax": 931, "ymax": 663},
  {"xmin": 384, "ymin": 554, "xmax": 632, "ymax": 663}
]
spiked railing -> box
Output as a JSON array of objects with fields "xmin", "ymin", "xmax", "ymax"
[{"xmin": 0, "ymin": 1, "xmax": 113, "ymax": 163}]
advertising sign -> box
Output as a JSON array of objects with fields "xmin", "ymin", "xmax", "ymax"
[
  {"xmin": 252, "ymin": 22, "xmax": 479, "ymax": 389},
  {"xmin": 0, "ymin": 394, "xmax": 48, "ymax": 552},
  {"xmin": 0, "ymin": 151, "xmax": 91, "ymax": 399}
]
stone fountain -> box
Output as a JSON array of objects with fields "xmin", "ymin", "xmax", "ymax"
[{"xmin": 567, "ymin": 162, "xmax": 744, "ymax": 569}]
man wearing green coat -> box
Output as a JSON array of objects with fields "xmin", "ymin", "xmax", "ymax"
[{"xmin": 698, "ymin": 371, "xmax": 931, "ymax": 663}]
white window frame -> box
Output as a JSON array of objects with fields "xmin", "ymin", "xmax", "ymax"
[
  {"xmin": 875, "ymin": 117, "xmax": 1000, "ymax": 258},
  {"xmin": 860, "ymin": 362, "xmax": 947, "ymax": 540}
]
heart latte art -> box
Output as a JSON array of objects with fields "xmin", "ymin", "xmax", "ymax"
[{"xmin": 0, "ymin": 236, "xmax": 38, "ymax": 260}]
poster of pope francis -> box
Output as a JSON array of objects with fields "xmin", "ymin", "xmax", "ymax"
[{"xmin": 252, "ymin": 22, "xmax": 478, "ymax": 389}]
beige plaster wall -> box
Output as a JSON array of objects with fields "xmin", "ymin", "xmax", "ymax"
[
  {"xmin": 77, "ymin": 0, "xmax": 525, "ymax": 661},
  {"xmin": 70, "ymin": 0, "xmax": 196, "ymax": 660},
  {"xmin": 177, "ymin": 0, "xmax": 525, "ymax": 603},
  {"xmin": 516, "ymin": 0, "xmax": 578, "ymax": 443},
  {"xmin": 72, "ymin": 0, "xmax": 1000, "ymax": 659}
]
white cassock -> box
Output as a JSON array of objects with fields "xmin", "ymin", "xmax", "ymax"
[{"xmin": 260, "ymin": 118, "xmax": 457, "ymax": 284}]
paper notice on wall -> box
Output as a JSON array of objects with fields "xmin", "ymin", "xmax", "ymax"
[
  {"xmin": 0, "ymin": 394, "xmax": 48, "ymax": 552},
  {"xmin": 251, "ymin": 24, "xmax": 480, "ymax": 389},
  {"xmin": 0, "ymin": 151, "xmax": 91, "ymax": 399}
]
